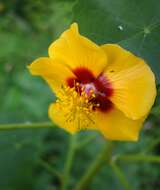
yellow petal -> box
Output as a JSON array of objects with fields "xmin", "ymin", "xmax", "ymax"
[
  {"xmin": 28, "ymin": 57, "xmax": 75, "ymax": 93},
  {"xmin": 49, "ymin": 23, "xmax": 107, "ymax": 77},
  {"xmin": 101, "ymin": 44, "xmax": 156, "ymax": 120},
  {"xmin": 96, "ymin": 108, "xmax": 145, "ymax": 141},
  {"xmin": 49, "ymin": 102, "xmax": 97, "ymax": 134}
]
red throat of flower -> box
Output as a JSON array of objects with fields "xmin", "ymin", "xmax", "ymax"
[{"xmin": 67, "ymin": 67, "xmax": 113, "ymax": 112}]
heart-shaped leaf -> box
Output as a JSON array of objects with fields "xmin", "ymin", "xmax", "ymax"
[{"xmin": 73, "ymin": 0, "xmax": 160, "ymax": 83}]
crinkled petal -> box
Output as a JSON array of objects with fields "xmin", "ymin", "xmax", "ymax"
[
  {"xmin": 101, "ymin": 44, "xmax": 156, "ymax": 120},
  {"xmin": 28, "ymin": 57, "xmax": 75, "ymax": 94},
  {"xmin": 49, "ymin": 23, "xmax": 107, "ymax": 77},
  {"xmin": 96, "ymin": 108, "xmax": 145, "ymax": 141}
]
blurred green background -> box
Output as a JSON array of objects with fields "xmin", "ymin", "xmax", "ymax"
[{"xmin": 0, "ymin": 0, "xmax": 160, "ymax": 190}]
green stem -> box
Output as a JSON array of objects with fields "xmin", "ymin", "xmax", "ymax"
[
  {"xmin": 142, "ymin": 138, "xmax": 160, "ymax": 154},
  {"xmin": 76, "ymin": 134, "xmax": 97, "ymax": 150},
  {"xmin": 75, "ymin": 142, "xmax": 114, "ymax": 190},
  {"xmin": 61, "ymin": 134, "xmax": 77, "ymax": 190},
  {"xmin": 0, "ymin": 122, "xmax": 54, "ymax": 130},
  {"xmin": 116, "ymin": 154, "xmax": 160, "ymax": 163},
  {"xmin": 110, "ymin": 162, "xmax": 132, "ymax": 190},
  {"xmin": 38, "ymin": 159, "xmax": 62, "ymax": 183}
]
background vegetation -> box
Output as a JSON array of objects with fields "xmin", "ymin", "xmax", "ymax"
[{"xmin": 0, "ymin": 0, "xmax": 160, "ymax": 190}]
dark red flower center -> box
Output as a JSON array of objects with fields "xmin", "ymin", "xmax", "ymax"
[{"xmin": 66, "ymin": 67, "xmax": 113, "ymax": 112}]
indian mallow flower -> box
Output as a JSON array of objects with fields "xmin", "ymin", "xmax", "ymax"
[{"xmin": 28, "ymin": 23, "xmax": 156, "ymax": 141}]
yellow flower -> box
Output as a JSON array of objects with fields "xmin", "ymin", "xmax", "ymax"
[{"xmin": 28, "ymin": 23, "xmax": 156, "ymax": 141}]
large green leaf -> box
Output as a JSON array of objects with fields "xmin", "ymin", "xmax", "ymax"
[{"xmin": 73, "ymin": 0, "xmax": 160, "ymax": 83}]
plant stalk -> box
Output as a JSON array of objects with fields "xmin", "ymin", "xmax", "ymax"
[
  {"xmin": 116, "ymin": 154, "xmax": 160, "ymax": 163},
  {"xmin": 0, "ymin": 122, "xmax": 53, "ymax": 130},
  {"xmin": 61, "ymin": 134, "xmax": 77, "ymax": 190},
  {"xmin": 75, "ymin": 141, "xmax": 114, "ymax": 190},
  {"xmin": 110, "ymin": 161, "xmax": 132, "ymax": 190}
]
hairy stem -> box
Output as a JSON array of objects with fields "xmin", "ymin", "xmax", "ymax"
[{"xmin": 75, "ymin": 141, "xmax": 114, "ymax": 190}]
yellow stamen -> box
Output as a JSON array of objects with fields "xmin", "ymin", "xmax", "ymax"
[{"xmin": 55, "ymin": 85, "xmax": 97, "ymax": 129}]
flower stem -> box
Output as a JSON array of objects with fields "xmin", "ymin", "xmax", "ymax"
[
  {"xmin": 0, "ymin": 122, "xmax": 54, "ymax": 130},
  {"xmin": 75, "ymin": 141, "xmax": 114, "ymax": 190},
  {"xmin": 110, "ymin": 161, "xmax": 132, "ymax": 190},
  {"xmin": 142, "ymin": 138, "xmax": 160, "ymax": 154},
  {"xmin": 38, "ymin": 159, "xmax": 62, "ymax": 183},
  {"xmin": 61, "ymin": 134, "xmax": 77, "ymax": 190},
  {"xmin": 76, "ymin": 134, "xmax": 97, "ymax": 150},
  {"xmin": 116, "ymin": 154, "xmax": 160, "ymax": 163}
]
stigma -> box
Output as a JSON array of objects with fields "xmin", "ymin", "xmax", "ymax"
[{"xmin": 67, "ymin": 67, "xmax": 113, "ymax": 112}]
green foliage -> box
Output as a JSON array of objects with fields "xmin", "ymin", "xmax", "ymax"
[
  {"xmin": 0, "ymin": 0, "xmax": 74, "ymax": 189},
  {"xmin": 0, "ymin": 0, "xmax": 160, "ymax": 190},
  {"xmin": 73, "ymin": 0, "xmax": 160, "ymax": 84}
]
